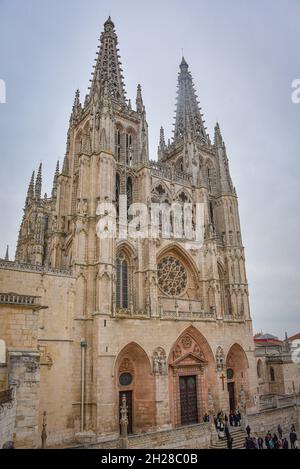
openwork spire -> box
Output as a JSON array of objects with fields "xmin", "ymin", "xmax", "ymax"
[
  {"xmin": 90, "ymin": 17, "xmax": 126, "ymax": 104},
  {"xmin": 173, "ymin": 58, "xmax": 208, "ymax": 144}
]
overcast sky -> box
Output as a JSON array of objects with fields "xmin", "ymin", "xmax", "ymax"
[{"xmin": 0, "ymin": 0, "xmax": 299, "ymax": 338}]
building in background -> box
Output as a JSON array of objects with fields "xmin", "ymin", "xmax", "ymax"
[{"xmin": 254, "ymin": 332, "xmax": 300, "ymax": 396}]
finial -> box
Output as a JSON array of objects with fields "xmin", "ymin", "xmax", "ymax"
[
  {"xmin": 180, "ymin": 56, "xmax": 189, "ymax": 72},
  {"xmin": 104, "ymin": 16, "xmax": 115, "ymax": 32}
]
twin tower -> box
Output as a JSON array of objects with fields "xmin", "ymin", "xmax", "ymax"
[{"xmin": 11, "ymin": 17, "xmax": 256, "ymax": 438}]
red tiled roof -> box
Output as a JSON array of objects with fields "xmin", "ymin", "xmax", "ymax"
[
  {"xmin": 288, "ymin": 333, "xmax": 300, "ymax": 341},
  {"xmin": 254, "ymin": 337, "xmax": 283, "ymax": 346}
]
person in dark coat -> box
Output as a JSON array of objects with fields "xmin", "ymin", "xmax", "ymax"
[
  {"xmin": 258, "ymin": 437, "xmax": 264, "ymax": 449},
  {"xmin": 246, "ymin": 425, "xmax": 251, "ymax": 437},
  {"xmin": 282, "ymin": 438, "xmax": 289, "ymax": 449},
  {"xmin": 227, "ymin": 436, "xmax": 233, "ymax": 449},
  {"xmin": 2, "ymin": 441, "xmax": 15, "ymax": 449},
  {"xmin": 290, "ymin": 430, "xmax": 297, "ymax": 449}
]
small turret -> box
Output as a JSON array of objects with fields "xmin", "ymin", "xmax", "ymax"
[{"xmin": 5, "ymin": 245, "xmax": 9, "ymax": 261}]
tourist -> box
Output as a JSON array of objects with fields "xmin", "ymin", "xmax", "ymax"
[
  {"xmin": 257, "ymin": 436, "xmax": 264, "ymax": 449},
  {"xmin": 229, "ymin": 411, "xmax": 234, "ymax": 426},
  {"xmin": 290, "ymin": 429, "xmax": 297, "ymax": 449},
  {"xmin": 219, "ymin": 420, "xmax": 225, "ymax": 439},
  {"xmin": 237, "ymin": 410, "xmax": 242, "ymax": 426},
  {"xmin": 246, "ymin": 424, "xmax": 251, "ymax": 438},
  {"xmin": 277, "ymin": 424, "xmax": 283, "ymax": 439},
  {"xmin": 282, "ymin": 438, "xmax": 289, "ymax": 449},
  {"xmin": 227, "ymin": 435, "xmax": 233, "ymax": 449},
  {"xmin": 2, "ymin": 441, "xmax": 15, "ymax": 449}
]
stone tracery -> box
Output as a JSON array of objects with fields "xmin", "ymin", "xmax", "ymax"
[{"xmin": 157, "ymin": 256, "xmax": 187, "ymax": 297}]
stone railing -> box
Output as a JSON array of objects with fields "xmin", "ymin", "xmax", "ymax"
[
  {"xmin": 259, "ymin": 393, "xmax": 299, "ymax": 411},
  {"xmin": 149, "ymin": 161, "xmax": 192, "ymax": 185},
  {"xmin": 223, "ymin": 314, "xmax": 245, "ymax": 323},
  {"xmin": 0, "ymin": 259, "xmax": 72, "ymax": 277},
  {"xmin": 259, "ymin": 394, "xmax": 277, "ymax": 410},
  {"xmin": 159, "ymin": 297, "xmax": 215, "ymax": 321},
  {"xmin": 160, "ymin": 310, "xmax": 215, "ymax": 321},
  {"xmin": 0, "ymin": 293, "xmax": 41, "ymax": 307},
  {"xmin": 115, "ymin": 309, "xmax": 150, "ymax": 319}
]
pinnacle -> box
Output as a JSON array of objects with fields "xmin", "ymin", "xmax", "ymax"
[{"xmin": 180, "ymin": 56, "xmax": 189, "ymax": 70}]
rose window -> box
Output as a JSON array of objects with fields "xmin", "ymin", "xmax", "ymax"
[{"xmin": 157, "ymin": 256, "xmax": 187, "ymax": 296}]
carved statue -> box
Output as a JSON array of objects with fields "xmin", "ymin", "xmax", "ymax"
[{"xmin": 216, "ymin": 346, "xmax": 225, "ymax": 372}]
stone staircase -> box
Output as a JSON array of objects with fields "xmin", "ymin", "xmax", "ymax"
[{"xmin": 210, "ymin": 427, "xmax": 246, "ymax": 449}]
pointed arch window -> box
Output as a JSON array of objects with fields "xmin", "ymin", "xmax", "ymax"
[
  {"xmin": 116, "ymin": 173, "xmax": 120, "ymax": 219},
  {"xmin": 116, "ymin": 254, "xmax": 129, "ymax": 309},
  {"xmin": 127, "ymin": 177, "xmax": 133, "ymax": 216},
  {"xmin": 126, "ymin": 133, "xmax": 133, "ymax": 166},
  {"xmin": 115, "ymin": 129, "xmax": 121, "ymax": 161}
]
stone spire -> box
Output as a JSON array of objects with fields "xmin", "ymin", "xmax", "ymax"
[
  {"xmin": 173, "ymin": 57, "xmax": 208, "ymax": 144},
  {"xmin": 5, "ymin": 245, "xmax": 9, "ymax": 261},
  {"xmin": 90, "ymin": 17, "xmax": 126, "ymax": 105},
  {"xmin": 51, "ymin": 161, "xmax": 60, "ymax": 198},
  {"xmin": 71, "ymin": 89, "xmax": 82, "ymax": 123},
  {"xmin": 25, "ymin": 170, "xmax": 35, "ymax": 207},
  {"xmin": 35, "ymin": 163, "xmax": 42, "ymax": 200},
  {"xmin": 136, "ymin": 84, "xmax": 143, "ymax": 114},
  {"xmin": 159, "ymin": 126, "xmax": 166, "ymax": 148},
  {"xmin": 214, "ymin": 122, "xmax": 223, "ymax": 147},
  {"xmin": 214, "ymin": 122, "xmax": 234, "ymax": 194}
]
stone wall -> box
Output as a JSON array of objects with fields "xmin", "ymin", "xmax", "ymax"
[
  {"xmin": 248, "ymin": 404, "xmax": 299, "ymax": 436},
  {"xmin": 0, "ymin": 388, "xmax": 16, "ymax": 448},
  {"xmin": 76, "ymin": 422, "xmax": 212, "ymax": 450}
]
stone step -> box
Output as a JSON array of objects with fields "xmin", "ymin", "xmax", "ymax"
[{"xmin": 210, "ymin": 430, "xmax": 247, "ymax": 449}]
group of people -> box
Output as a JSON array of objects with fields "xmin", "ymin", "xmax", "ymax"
[
  {"xmin": 207, "ymin": 409, "xmax": 299, "ymax": 450},
  {"xmin": 212, "ymin": 410, "xmax": 242, "ymax": 440},
  {"xmin": 243, "ymin": 423, "xmax": 298, "ymax": 449}
]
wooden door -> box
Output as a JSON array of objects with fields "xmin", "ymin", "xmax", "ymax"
[
  {"xmin": 227, "ymin": 382, "xmax": 235, "ymax": 411},
  {"xmin": 179, "ymin": 376, "xmax": 198, "ymax": 425}
]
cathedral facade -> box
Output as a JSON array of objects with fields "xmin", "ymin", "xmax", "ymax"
[{"xmin": 0, "ymin": 18, "xmax": 259, "ymax": 447}]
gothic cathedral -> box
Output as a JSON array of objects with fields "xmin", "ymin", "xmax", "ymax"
[{"xmin": 0, "ymin": 17, "xmax": 258, "ymax": 447}]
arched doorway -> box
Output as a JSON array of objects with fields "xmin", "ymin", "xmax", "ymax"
[
  {"xmin": 226, "ymin": 343, "xmax": 249, "ymax": 411},
  {"xmin": 115, "ymin": 343, "xmax": 156, "ymax": 434},
  {"xmin": 168, "ymin": 326, "xmax": 216, "ymax": 427}
]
